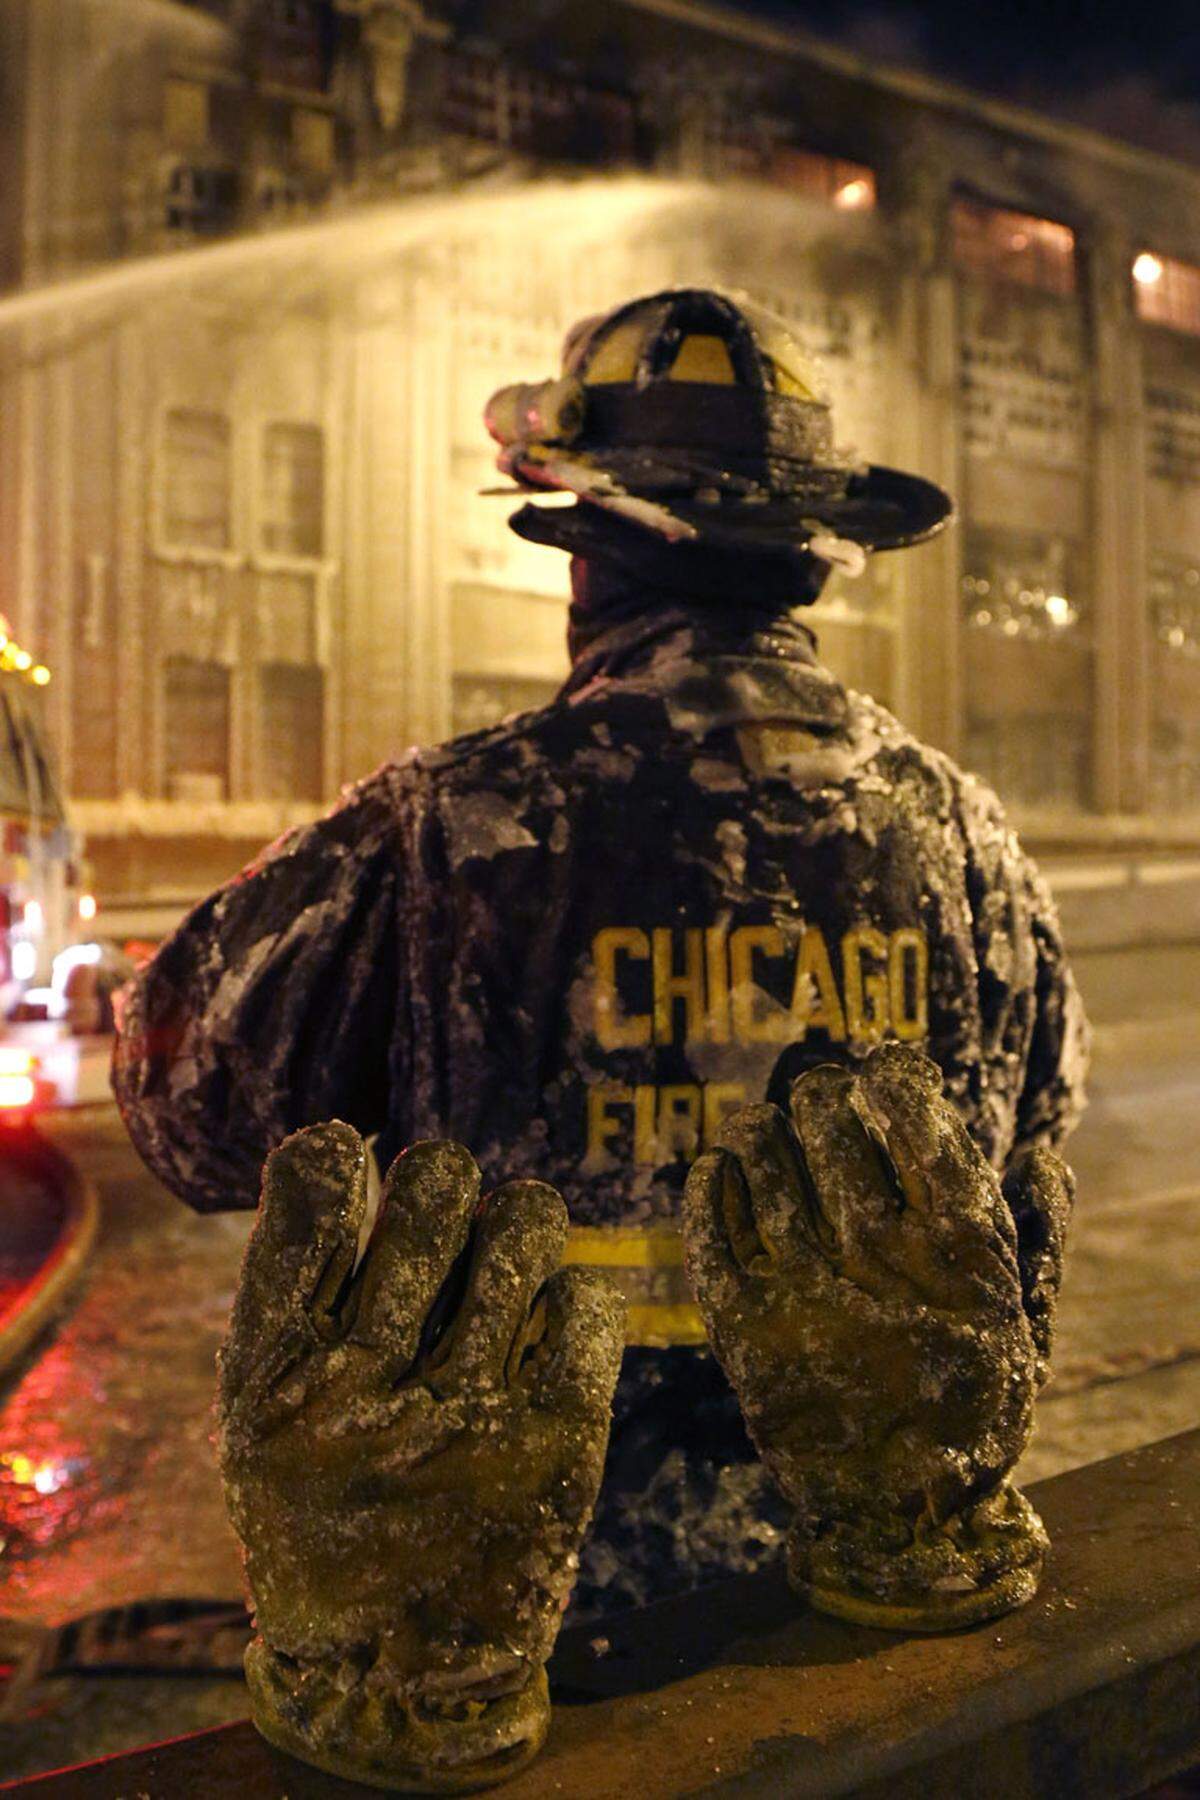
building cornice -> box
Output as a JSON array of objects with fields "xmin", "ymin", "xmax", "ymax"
[
  {"xmin": 73, "ymin": 798, "xmax": 325, "ymax": 840},
  {"xmin": 618, "ymin": 0, "xmax": 1200, "ymax": 196}
]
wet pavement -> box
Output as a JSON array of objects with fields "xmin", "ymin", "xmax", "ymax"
[
  {"xmin": 0, "ymin": 947, "xmax": 1197, "ymax": 1779},
  {"xmin": 1017, "ymin": 948, "xmax": 1200, "ymax": 1486},
  {"xmin": 0, "ymin": 1138, "xmax": 66, "ymax": 1326},
  {"xmin": 0, "ymin": 1108, "xmax": 251, "ymax": 1630}
]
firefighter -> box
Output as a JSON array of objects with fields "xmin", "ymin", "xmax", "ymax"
[{"xmin": 113, "ymin": 287, "xmax": 1088, "ymax": 1618}]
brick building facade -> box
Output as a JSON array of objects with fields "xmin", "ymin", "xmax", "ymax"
[{"xmin": 2, "ymin": 0, "xmax": 1200, "ymax": 943}]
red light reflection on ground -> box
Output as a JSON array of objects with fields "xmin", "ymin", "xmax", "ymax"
[{"xmin": 0, "ymin": 1112, "xmax": 251, "ymax": 1628}]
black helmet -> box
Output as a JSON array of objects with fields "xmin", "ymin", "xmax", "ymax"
[{"xmin": 484, "ymin": 286, "xmax": 953, "ymax": 574}]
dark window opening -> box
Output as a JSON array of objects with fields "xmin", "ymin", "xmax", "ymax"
[
  {"xmin": 165, "ymin": 658, "xmax": 231, "ymax": 802},
  {"xmin": 164, "ymin": 162, "xmax": 238, "ymax": 236},
  {"xmin": 254, "ymin": 0, "xmax": 334, "ymax": 91},
  {"xmin": 440, "ymin": 52, "xmax": 635, "ymax": 164}
]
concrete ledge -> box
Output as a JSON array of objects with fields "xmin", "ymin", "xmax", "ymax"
[
  {"xmin": 7, "ymin": 1430, "xmax": 1200, "ymax": 1798},
  {"xmin": 0, "ymin": 1129, "xmax": 99, "ymax": 1380},
  {"xmin": 1045, "ymin": 862, "xmax": 1200, "ymax": 953}
]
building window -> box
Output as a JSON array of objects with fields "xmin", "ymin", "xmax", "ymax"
[
  {"xmin": 1134, "ymin": 252, "xmax": 1200, "ymax": 336},
  {"xmin": 442, "ymin": 54, "xmax": 556, "ymax": 150},
  {"xmin": 1146, "ymin": 378, "xmax": 1200, "ymax": 485},
  {"xmin": 256, "ymin": 0, "xmax": 329, "ymax": 90},
  {"xmin": 440, "ymin": 52, "xmax": 634, "ymax": 163},
  {"xmin": 163, "ymin": 77, "xmax": 210, "ymax": 150},
  {"xmin": 164, "ymin": 161, "xmax": 238, "ymax": 235},
  {"xmin": 961, "ymin": 553, "xmax": 1084, "ymax": 641},
  {"xmin": 291, "ymin": 107, "xmax": 335, "ymax": 174},
  {"xmin": 952, "ymin": 197, "xmax": 1076, "ymax": 297},
  {"xmin": 767, "ymin": 148, "xmax": 875, "ymax": 210},
  {"xmin": 1146, "ymin": 553, "xmax": 1200, "ymax": 813},
  {"xmin": 960, "ymin": 526, "xmax": 1091, "ymax": 811},
  {"xmin": 164, "ymin": 658, "xmax": 230, "ymax": 802},
  {"xmin": 260, "ymin": 664, "xmax": 323, "ymax": 800},
  {"xmin": 1148, "ymin": 553, "xmax": 1200, "ymax": 656},
  {"xmin": 261, "ymin": 423, "xmax": 325, "ymax": 558},
  {"xmin": 698, "ymin": 114, "xmax": 874, "ymax": 208},
  {"xmin": 163, "ymin": 409, "xmax": 231, "ymax": 551},
  {"xmin": 255, "ymin": 167, "xmax": 304, "ymax": 217},
  {"xmin": 267, "ymin": 0, "xmax": 321, "ymax": 29}
]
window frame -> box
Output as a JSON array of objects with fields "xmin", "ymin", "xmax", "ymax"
[
  {"xmin": 951, "ymin": 192, "xmax": 1079, "ymax": 300},
  {"xmin": 1133, "ymin": 251, "xmax": 1200, "ymax": 337},
  {"xmin": 161, "ymin": 157, "xmax": 239, "ymax": 238},
  {"xmin": 255, "ymin": 418, "xmax": 329, "ymax": 568},
  {"xmin": 156, "ymin": 405, "xmax": 237, "ymax": 562},
  {"xmin": 161, "ymin": 654, "xmax": 234, "ymax": 804}
]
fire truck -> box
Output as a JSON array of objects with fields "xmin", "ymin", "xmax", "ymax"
[{"xmin": 0, "ymin": 628, "xmax": 91, "ymax": 1027}]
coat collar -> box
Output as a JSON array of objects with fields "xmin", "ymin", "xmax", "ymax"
[{"xmin": 559, "ymin": 605, "xmax": 847, "ymax": 734}]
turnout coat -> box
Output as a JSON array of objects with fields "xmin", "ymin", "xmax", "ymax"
[{"xmin": 113, "ymin": 601, "xmax": 1088, "ymax": 1611}]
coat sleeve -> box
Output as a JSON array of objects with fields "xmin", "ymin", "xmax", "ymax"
[
  {"xmin": 957, "ymin": 769, "xmax": 1090, "ymax": 1168},
  {"xmin": 111, "ymin": 768, "xmax": 404, "ymax": 1212},
  {"xmin": 1011, "ymin": 857, "xmax": 1091, "ymax": 1159}
]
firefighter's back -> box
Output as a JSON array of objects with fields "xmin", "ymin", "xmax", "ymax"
[
  {"xmin": 113, "ymin": 283, "xmax": 1087, "ymax": 1618},
  {"xmin": 391, "ymin": 613, "xmax": 1051, "ymax": 1238},
  {"xmin": 390, "ymin": 609, "xmax": 1085, "ymax": 1618}
]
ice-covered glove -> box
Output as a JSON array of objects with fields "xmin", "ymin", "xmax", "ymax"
[
  {"xmin": 217, "ymin": 1122, "xmax": 625, "ymax": 1792},
  {"xmin": 682, "ymin": 1044, "xmax": 1074, "ymax": 1633}
]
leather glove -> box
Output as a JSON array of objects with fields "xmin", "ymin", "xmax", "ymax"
[
  {"xmin": 682, "ymin": 1044, "xmax": 1074, "ymax": 1632},
  {"xmin": 217, "ymin": 1121, "xmax": 625, "ymax": 1791}
]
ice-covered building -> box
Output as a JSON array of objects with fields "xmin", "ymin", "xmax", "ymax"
[{"xmin": 2, "ymin": 0, "xmax": 1200, "ymax": 944}]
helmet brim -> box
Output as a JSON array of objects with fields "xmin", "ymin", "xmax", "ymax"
[{"xmin": 507, "ymin": 445, "xmax": 954, "ymax": 554}]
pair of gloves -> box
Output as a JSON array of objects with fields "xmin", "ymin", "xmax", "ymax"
[{"xmin": 217, "ymin": 1045, "xmax": 1072, "ymax": 1793}]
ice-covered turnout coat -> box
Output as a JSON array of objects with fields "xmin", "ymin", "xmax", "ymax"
[{"xmin": 113, "ymin": 602, "xmax": 1089, "ymax": 1613}]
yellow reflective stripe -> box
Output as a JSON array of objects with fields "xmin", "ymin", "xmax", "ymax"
[
  {"xmin": 626, "ymin": 1302, "xmax": 707, "ymax": 1348},
  {"xmin": 564, "ymin": 1225, "xmax": 704, "ymax": 1346},
  {"xmin": 563, "ymin": 1225, "xmax": 684, "ymax": 1269}
]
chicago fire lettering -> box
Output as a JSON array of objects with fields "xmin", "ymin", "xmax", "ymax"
[{"xmin": 583, "ymin": 922, "xmax": 929, "ymax": 1169}]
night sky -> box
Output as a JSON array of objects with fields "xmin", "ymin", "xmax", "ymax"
[{"xmin": 729, "ymin": 0, "xmax": 1200, "ymax": 163}]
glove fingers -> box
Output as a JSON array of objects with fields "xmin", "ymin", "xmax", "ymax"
[
  {"xmin": 787, "ymin": 1064, "xmax": 902, "ymax": 1256},
  {"xmin": 221, "ymin": 1120, "xmax": 369, "ymax": 1407},
  {"xmin": 710, "ymin": 1102, "xmax": 831, "ymax": 1272},
  {"xmin": 854, "ymin": 1046, "xmax": 1025, "ymax": 1309},
  {"xmin": 859, "ymin": 1045, "xmax": 1000, "ymax": 1231},
  {"xmin": 348, "ymin": 1140, "xmax": 481, "ymax": 1362},
  {"xmin": 434, "ymin": 1180, "xmax": 569, "ymax": 1389},
  {"xmin": 682, "ymin": 1145, "xmax": 765, "ymax": 1312},
  {"xmin": 524, "ymin": 1265, "xmax": 625, "ymax": 1417}
]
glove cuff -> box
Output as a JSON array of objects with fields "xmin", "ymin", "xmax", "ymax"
[
  {"xmin": 245, "ymin": 1638, "xmax": 550, "ymax": 1792},
  {"xmin": 787, "ymin": 1479, "xmax": 1049, "ymax": 1633}
]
